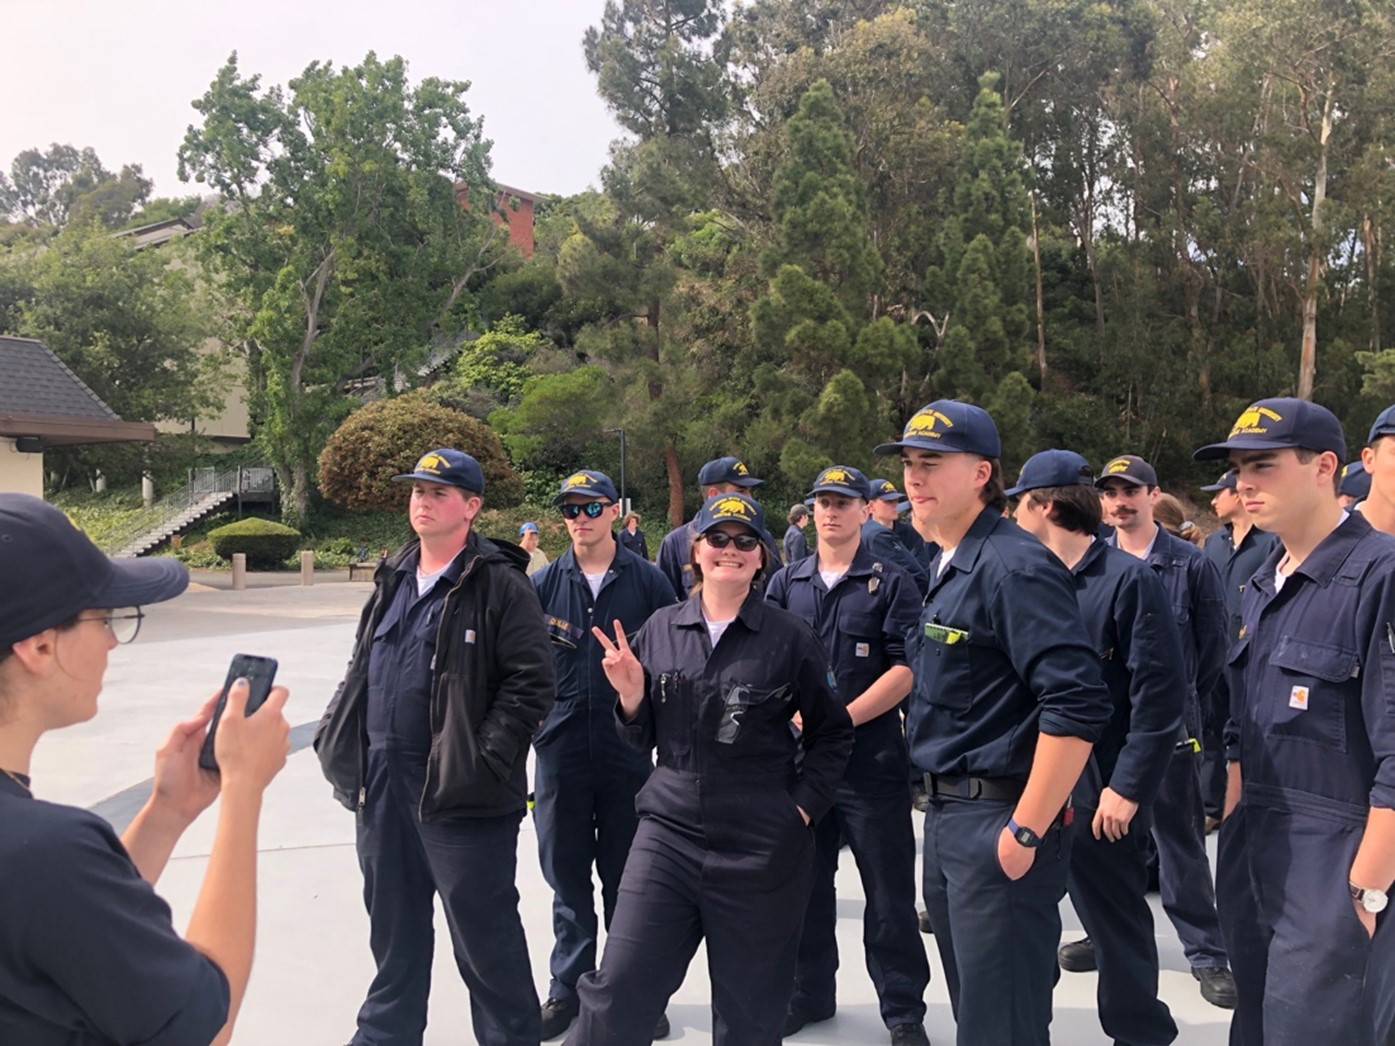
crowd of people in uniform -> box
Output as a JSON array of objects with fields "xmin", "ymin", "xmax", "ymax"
[{"xmin": 1, "ymin": 393, "xmax": 1392, "ymax": 1046}]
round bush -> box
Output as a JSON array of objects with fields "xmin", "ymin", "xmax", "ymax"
[
  {"xmin": 317, "ymin": 391, "xmax": 524, "ymax": 511},
  {"xmin": 208, "ymin": 518, "xmax": 303, "ymax": 568}
]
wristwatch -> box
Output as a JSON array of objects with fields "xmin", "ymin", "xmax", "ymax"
[
  {"xmin": 1007, "ymin": 818, "xmax": 1041, "ymax": 849},
  {"xmin": 1350, "ymin": 882, "xmax": 1389, "ymax": 914}
]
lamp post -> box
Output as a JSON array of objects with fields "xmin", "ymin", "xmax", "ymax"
[{"xmin": 604, "ymin": 427, "xmax": 627, "ymax": 514}]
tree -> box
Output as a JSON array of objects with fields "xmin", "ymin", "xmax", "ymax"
[
  {"xmin": 317, "ymin": 391, "xmax": 522, "ymax": 510},
  {"xmin": 427, "ymin": 315, "xmax": 559, "ymax": 419},
  {"xmin": 178, "ymin": 52, "xmax": 508, "ymax": 525},
  {"xmin": 1, "ymin": 144, "xmax": 151, "ymax": 228}
]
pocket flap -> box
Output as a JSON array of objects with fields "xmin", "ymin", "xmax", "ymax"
[
  {"xmin": 840, "ymin": 610, "xmax": 883, "ymax": 638},
  {"xmin": 1270, "ymin": 636, "xmax": 1359, "ymax": 682}
]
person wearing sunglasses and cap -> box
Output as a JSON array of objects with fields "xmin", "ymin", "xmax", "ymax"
[
  {"xmin": 1010, "ymin": 450, "xmax": 1187, "ymax": 1046},
  {"xmin": 878, "ymin": 401, "xmax": 1112, "ymax": 1046},
  {"xmin": 314, "ymin": 448, "xmax": 555, "ymax": 1046},
  {"xmin": 529, "ymin": 471, "xmax": 677, "ymax": 1041},
  {"xmin": 566, "ymin": 492, "xmax": 853, "ymax": 1045},
  {"xmin": 1194, "ymin": 399, "xmax": 1395, "ymax": 1046},
  {"xmin": 1199, "ymin": 469, "xmax": 1275, "ymax": 831},
  {"xmin": 0, "ymin": 493, "xmax": 291, "ymax": 1045},
  {"xmin": 655, "ymin": 457, "xmax": 783, "ymax": 597},
  {"xmin": 765, "ymin": 466, "xmax": 930, "ymax": 1045}
]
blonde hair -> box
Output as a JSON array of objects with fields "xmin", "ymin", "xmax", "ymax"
[{"xmin": 1154, "ymin": 493, "xmax": 1205, "ymax": 546}]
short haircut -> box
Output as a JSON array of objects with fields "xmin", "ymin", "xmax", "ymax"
[
  {"xmin": 1294, "ymin": 448, "xmax": 1343, "ymax": 494},
  {"xmin": 788, "ymin": 504, "xmax": 808, "ymax": 524},
  {"xmin": 1027, "ymin": 484, "xmax": 1102, "ymax": 535}
]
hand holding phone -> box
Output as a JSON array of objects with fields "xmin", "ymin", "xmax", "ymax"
[{"xmin": 199, "ymin": 654, "xmax": 280, "ymax": 773}]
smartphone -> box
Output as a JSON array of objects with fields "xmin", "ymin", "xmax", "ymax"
[{"xmin": 198, "ymin": 654, "xmax": 280, "ymax": 773}]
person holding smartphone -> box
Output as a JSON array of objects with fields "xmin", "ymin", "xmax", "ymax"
[
  {"xmin": 566, "ymin": 492, "xmax": 854, "ymax": 1045},
  {"xmin": 0, "ymin": 493, "xmax": 291, "ymax": 1045}
]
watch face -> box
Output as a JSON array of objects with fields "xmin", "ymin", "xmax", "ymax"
[{"xmin": 1362, "ymin": 890, "xmax": 1389, "ymax": 914}]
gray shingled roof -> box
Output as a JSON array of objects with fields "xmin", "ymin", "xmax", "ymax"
[{"xmin": 0, "ymin": 336, "xmax": 120, "ymax": 421}]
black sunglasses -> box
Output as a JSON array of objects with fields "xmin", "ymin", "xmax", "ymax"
[
  {"xmin": 700, "ymin": 531, "xmax": 761, "ymax": 552},
  {"xmin": 561, "ymin": 501, "xmax": 609, "ymax": 519}
]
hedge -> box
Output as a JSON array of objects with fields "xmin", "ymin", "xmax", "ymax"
[{"xmin": 208, "ymin": 518, "xmax": 302, "ymax": 568}]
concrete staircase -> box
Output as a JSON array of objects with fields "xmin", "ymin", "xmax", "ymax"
[{"xmin": 113, "ymin": 490, "xmax": 235, "ymax": 558}]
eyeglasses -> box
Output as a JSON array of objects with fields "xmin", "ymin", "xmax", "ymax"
[
  {"xmin": 74, "ymin": 607, "xmax": 145, "ymax": 645},
  {"xmin": 560, "ymin": 502, "xmax": 609, "ymax": 520},
  {"xmin": 700, "ymin": 531, "xmax": 761, "ymax": 552}
]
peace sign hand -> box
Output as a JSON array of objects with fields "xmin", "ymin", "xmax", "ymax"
[{"xmin": 592, "ymin": 619, "xmax": 645, "ymax": 708}]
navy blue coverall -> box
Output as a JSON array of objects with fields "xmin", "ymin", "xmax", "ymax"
[
  {"xmin": 861, "ymin": 518, "xmax": 930, "ymax": 598},
  {"xmin": 1218, "ymin": 514, "xmax": 1395, "ymax": 1046},
  {"xmin": 1201, "ymin": 523, "xmax": 1275, "ymax": 816},
  {"xmin": 656, "ymin": 518, "xmax": 783, "ymax": 597},
  {"xmin": 531, "ymin": 539, "xmax": 676, "ymax": 1006},
  {"xmin": 1067, "ymin": 540, "xmax": 1187, "ymax": 1046},
  {"xmin": 909, "ymin": 506, "xmax": 1112, "ymax": 1046},
  {"xmin": 765, "ymin": 541, "xmax": 930, "ymax": 1030},
  {"xmin": 1111, "ymin": 523, "xmax": 1231, "ymax": 972},
  {"xmin": 783, "ymin": 522, "xmax": 811, "ymax": 564},
  {"xmin": 567, "ymin": 594, "xmax": 854, "ymax": 1046}
]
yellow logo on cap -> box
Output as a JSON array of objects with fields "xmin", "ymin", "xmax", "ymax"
[
  {"xmin": 713, "ymin": 496, "xmax": 754, "ymax": 520},
  {"xmin": 1342, "ymin": 464, "xmax": 1352, "ymax": 478},
  {"xmin": 821, "ymin": 468, "xmax": 852, "ymax": 484},
  {"xmin": 1105, "ymin": 458, "xmax": 1132, "ymax": 474},
  {"xmin": 733, "ymin": 461, "xmax": 750, "ymax": 476},
  {"xmin": 905, "ymin": 409, "xmax": 954, "ymax": 439},
  {"xmin": 1229, "ymin": 405, "xmax": 1283, "ymax": 438},
  {"xmin": 415, "ymin": 452, "xmax": 448, "ymax": 475},
  {"xmin": 564, "ymin": 472, "xmax": 592, "ymax": 489}
]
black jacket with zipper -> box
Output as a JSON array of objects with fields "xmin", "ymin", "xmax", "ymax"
[{"xmin": 314, "ymin": 529, "xmax": 555, "ymax": 818}]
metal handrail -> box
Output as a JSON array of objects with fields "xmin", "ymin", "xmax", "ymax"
[{"xmin": 99, "ymin": 466, "xmax": 277, "ymax": 554}]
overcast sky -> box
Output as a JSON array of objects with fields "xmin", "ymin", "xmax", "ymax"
[{"xmin": 1, "ymin": 0, "xmax": 626, "ymax": 199}]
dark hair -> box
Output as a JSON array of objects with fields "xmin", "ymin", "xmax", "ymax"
[
  {"xmin": 1293, "ymin": 448, "xmax": 1343, "ymax": 494},
  {"xmin": 688, "ymin": 531, "xmax": 770, "ymax": 596},
  {"xmin": 787, "ymin": 504, "xmax": 808, "ymax": 524},
  {"xmin": 980, "ymin": 459, "xmax": 1007, "ymax": 513},
  {"xmin": 0, "ymin": 613, "xmax": 82, "ymax": 713},
  {"xmin": 1027, "ymin": 485, "xmax": 1103, "ymax": 535}
]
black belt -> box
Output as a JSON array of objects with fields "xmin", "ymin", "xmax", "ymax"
[{"xmin": 924, "ymin": 773, "xmax": 1025, "ymax": 802}]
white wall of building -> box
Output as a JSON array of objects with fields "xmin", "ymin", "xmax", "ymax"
[{"xmin": 0, "ymin": 439, "xmax": 43, "ymax": 496}]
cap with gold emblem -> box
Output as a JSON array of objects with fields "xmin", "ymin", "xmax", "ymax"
[
  {"xmin": 391, "ymin": 448, "xmax": 485, "ymax": 493},
  {"xmin": 808, "ymin": 465, "xmax": 871, "ymax": 501},
  {"xmin": 693, "ymin": 492, "xmax": 766, "ymax": 537},
  {"xmin": 697, "ymin": 456, "xmax": 763, "ymax": 489},
  {"xmin": 1094, "ymin": 454, "xmax": 1158, "ymax": 489},
  {"xmin": 1193, "ymin": 397, "xmax": 1346, "ymax": 462},
  {"xmin": 552, "ymin": 469, "xmax": 619, "ymax": 504},
  {"xmin": 874, "ymin": 400, "xmax": 1001, "ymax": 458}
]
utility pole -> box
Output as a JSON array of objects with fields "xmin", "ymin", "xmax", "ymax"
[{"xmin": 604, "ymin": 427, "xmax": 627, "ymax": 514}]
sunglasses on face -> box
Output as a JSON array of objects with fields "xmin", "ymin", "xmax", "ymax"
[
  {"xmin": 700, "ymin": 531, "xmax": 761, "ymax": 552},
  {"xmin": 560, "ymin": 501, "xmax": 609, "ymax": 520}
]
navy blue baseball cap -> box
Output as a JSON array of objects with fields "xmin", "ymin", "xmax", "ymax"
[
  {"xmin": 1194, "ymin": 397, "xmax": 1346, "ymax": 462},
  {"xmin": 1200, "ymin": 469, "xmax": 1237, "ymax": 493},
  {"xmin": 1368, "ymin": 405, "xmax": 1395, "ymax": 445},
  {"xmin": 693, "ymin": 492, "xmax": 766, "ymax": 537},
  {"xmin": 697, "ymin": 456, "xmax": 763, "ymax": 488},
  {"xmin": 1340, "ymin": 461, "xmax": 1371, "ymax": 500},
  {"xmin": 1006, "ymin": 450, "xmax": 1095, "ymax": 498},
  {"xmin": 1095, "ymin": 454, "xmax": 1159, "ymax": 489},
  {"xmin": 867, "ymin": 478, "xmax": 901, "ymax": 502},
  {"xmin": 0, "ymin": 494, "xmax": 190, "ymax": 649},
  {"xmin": 392, "ymin": 448, "xmax": 485, "ymax": 494},
  {"xmin": 553, "ymin": 469, "xmax": 619, "ymax": 504},
  {"xmin": 808, "ymin": 465, "xmax": 871, "ymax": 500},
  {"xmin": 874, "ymin": 400, "xmax": 1002, "ymax": 458}
]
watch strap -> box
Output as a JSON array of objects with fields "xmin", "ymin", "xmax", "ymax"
[{"xmin": 1008, "ymin": 818, "xmax": 1041, "ymax": 848}]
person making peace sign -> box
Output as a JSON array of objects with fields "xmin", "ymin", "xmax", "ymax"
[{"xmin": 565, "ymin": 493, "xmax": 854, "ymax": 1046}]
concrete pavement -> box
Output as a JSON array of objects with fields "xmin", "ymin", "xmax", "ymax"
[{"xmin": 30, "ymin": 580, "xmax": 1233, "ymax": 1045}]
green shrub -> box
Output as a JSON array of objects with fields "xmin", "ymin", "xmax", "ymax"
[
  {"xmin": 208, "ymin": 518, "xmax": 302, "ymax": 568},
  {"xmin": 318, "ymin": 536, "xmax": 358, "ymax": 557},
  {"xmin": 317, "ymin": 391, "xmax": 524, "ymax": 510}
]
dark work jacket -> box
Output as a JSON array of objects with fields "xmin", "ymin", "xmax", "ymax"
[
  {"xmin": 783, "ymin": 523, "xmax": 812, "ymax": 565},
  {"xmin": 1226, "ymin": 513, "xmax": 1395, "ymax": 821},
  {"xmin": 616, "ymin": 593, "xmax": 854, "ymax": 823},
  {"xmin": 908, "ymin": 507, "xmax": 1112, "ymax": 779},
  {"xmin": 315, "ymin": 530, "xmax": 556, "ymax": 818},
  {"xmin": 1111, "ymin": 524, "xmax": 1227, "ymax": 742},
  {"xmin": 766, "ymin": 539, "xmax": 921, "ymax": 780},
  {"xmin": 531, "ymin": 536, "xmax": 676, "ymax": 706},
  {"xmin": 1203, "ymin": 523, "xmax": 1276, "ymax": 641},
  {"xmin": 1069, "ymin": 540, "xmax": 1187, "ymax": 809},
  {"xmin": 656, "ymin": 516, "xmax": 783, "ymax": 598},
  {"xmin": 860, "ymin": 518, "xmax": 930, "ymax": 597},
  {"xmin": 618, "ymin": 527, "xmax": 649, "ymax": 561}
]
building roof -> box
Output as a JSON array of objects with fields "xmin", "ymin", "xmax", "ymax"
[
  {"xmin": 113, "ymin": 217, "xmax": 195, "ymax": 250},
  {"xmin": 0, "ymin": 336, "xmax": 156, "ymax": 446}
]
